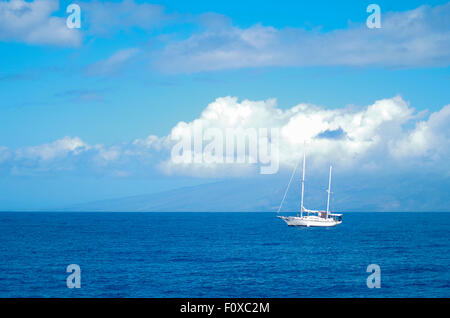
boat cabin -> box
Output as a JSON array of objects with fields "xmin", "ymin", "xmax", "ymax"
[{"xmin": 329, "ymin": 213, "xmax": 343, "ymax": 222}]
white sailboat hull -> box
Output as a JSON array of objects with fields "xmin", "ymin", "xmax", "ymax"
[
  {"xmin": 276, "ymin": 148, "xmax": 343, "ymax": 228},
  {"xmin": 278, "ymin": 215, "xmax": 342, "ymax": 227}
]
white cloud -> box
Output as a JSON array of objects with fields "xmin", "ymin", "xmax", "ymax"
[
  {"xmin": 390, "ymin": 104, "xmax": 450, "ymax": 160},
  {"xmin": 80, "ymin": 0, "xmax": 173, "ymax": 35},
  {"xmin": 0, "ymin": 0, "xmax": 81, "ymax": 46},
  {"xmin": 154, "ymin": 3, "xmax": 450, "ymax": 73},
  {"xmin": 0, "ymin": 96, "xmax": 448, "ymax": 178},
  {"xmin": 132, "ymin": 134, "xmax": 166, "ymax": 151},
  {"xmin": 144, "ymin": 95, "xmax": 448, "ymax": 177},
  {"xmin": 93, "ymin": 145, "xmax": 121, "ymax": 164},
  {"xmin": 15, "ymin": 136, "xmax": 89, "ymax": 161},
  {"xmin": 86, "ymin": 47, "xmax": 140, "ymax": 76},
  {"xmin": 0, "ymin": 146, "xmax": 10, "ymax": 163},
  {"xmin": 0, "ymin": 0, "xmax": 174, "ymax": 46}
]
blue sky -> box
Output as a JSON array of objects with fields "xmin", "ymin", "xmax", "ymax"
[{"xmin": 0, "ymin": 0, "xmax": 449, "ymax": 210}]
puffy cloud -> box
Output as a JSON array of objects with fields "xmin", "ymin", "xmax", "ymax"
[
  {"xmin": 93, "ymin": 145, "xmax": 121, "ymax": 164},
  {"xmin": 0, "ymin": 0, "xmax": 81, "ymax": 46},
  {"xmin": 15, "ymin": 136, "xmax": 89, "ymax": 161},
  {"xmin": 156, "ymin": 96, "xmax": 420, "ymax": 176},
  {"xmin": 132, "ymin": 134, "xmax": 167, "ymax": 151},
  {"xmin": 0, "ymin": 0, "xmax": 174, "ymax": 46},
  {"xmin": 390, "ymin": 104, "xmax": 450, "ymax": 160},
  {"xmin": 0, "ymin": 96, "xmax": 448, "ymax": 178},
  {"xmin": 154, "ymin": 3, "xmax": 450, "ymax": 73}
]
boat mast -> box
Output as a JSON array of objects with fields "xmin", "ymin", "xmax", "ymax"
[
  {"xmin": 326, "ymin": 165, "xmax": 332, "ymax": 218},
  {"xmin": 300, "ymin": 147, "xmax": 306, "ymax": 218}
]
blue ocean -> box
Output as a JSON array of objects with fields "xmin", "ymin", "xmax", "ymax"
[{"xmin": 0, "ymin": 212, "xmax": 449, "ymax": 298}]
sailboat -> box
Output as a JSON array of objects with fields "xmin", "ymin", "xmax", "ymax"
[{"xmin": 277, "ymin": 149, "xmax": 342, "ymax": 227}]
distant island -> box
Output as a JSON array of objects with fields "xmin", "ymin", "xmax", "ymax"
[{"xmin": 59, "ymin": 172, "xmax": 449, "ymax": 212}]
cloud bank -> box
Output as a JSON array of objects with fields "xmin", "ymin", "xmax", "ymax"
[
  {"xmin": 0, "ymin": 0, "xmax": 172, "ymax": 46},
  {"xmin": 1, "ymin": 96, "xmax": 448, "ymax": 178},
  {"xmin": 148, "ymin": 96, "xmax": 450, "ymax": 176},
  {"xmin": 0, "ymin": 0, "xmax": 81, "ymax": 46},
  {"xmin": 2, "ymin": 1, "xmax": 449, "ymax": 73},
  {"xmin": 154, "ymin": 3, "xmax": 450, "ymax": 72}
]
